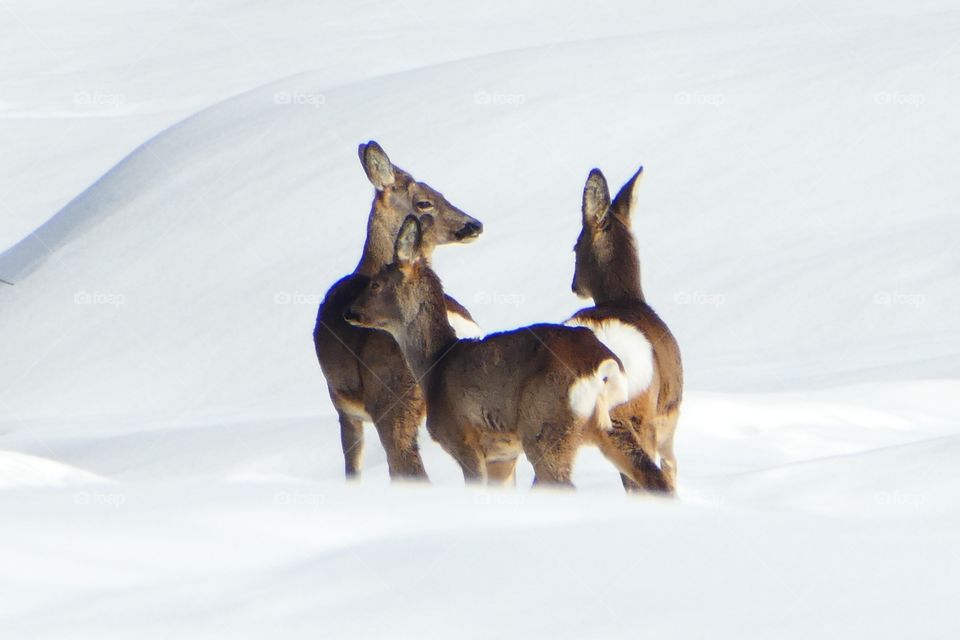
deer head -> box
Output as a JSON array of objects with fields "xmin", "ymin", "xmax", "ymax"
[
  {"xmin": 572, "ymin": 166, "xmax": 645, "ymax": 304},
  {"xmin": 345, "ymin": 215, "xmax": 445, "ymax": 334},
  {"xmin": 356, "ymin": 142, "xmax": 482, "ymax": 274}
]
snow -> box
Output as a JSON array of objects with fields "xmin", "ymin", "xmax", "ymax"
[{"xmin": 2, "ymin": 0, "xmax": 959, "ymax": 637}]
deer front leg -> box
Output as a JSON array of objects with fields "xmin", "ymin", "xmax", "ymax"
[
  {"xmin": 449, "ymin": 442, "xmax": 486, "ymax": 484},
  {"xmin": 372, "ymin": 401, "xmax": 428, "ymax": 481},
  {"xmin": 338, "ymin": 411, "xmax": 364, "ymax": 479}
]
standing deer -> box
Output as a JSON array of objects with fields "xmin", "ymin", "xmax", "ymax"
[
  {"xmin": 566, "ymin": 166, "xmax": 683, "ymax": 493},
  {"xmin": 314, "ymin": 141, "xmax": 483, "ymax": 481},
  {"xmin": 345, "ymin": 216, "xmax": 670, "ymax": 490}
]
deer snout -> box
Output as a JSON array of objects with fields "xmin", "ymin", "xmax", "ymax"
[
  {"xmin": 343, "ymin": 308, "xmax": 363, "ymax": 325},
  {"xmin": 455, "ymin": 219, "xmax": 483, "ymax": 241}
]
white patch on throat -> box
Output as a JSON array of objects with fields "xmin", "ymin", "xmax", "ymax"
[
  {"xmin": 447, "ymin": 311, "xmax": 483, "ymax": 338},
  {"xmin": 565, "ymin": 317, "xmax": 654, "ymax": 399}
]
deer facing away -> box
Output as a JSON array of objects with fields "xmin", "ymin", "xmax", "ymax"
[
  {"xmin": 314, "ymin": 142, "xmax": 483, "ymax": 481},
  {"xmin": 566, "ymin": 166, "xmax": 683, "ymax": 493},
  {"xmin": 345, "ymin": 216, "xmax": 670, "ymax": 490}
]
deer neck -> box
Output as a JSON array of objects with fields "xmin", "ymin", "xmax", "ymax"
[
  {"xmin": 592, "ymin": 270, "xmax": 645, "ymax": 305},
  {"xmin": 393, "ymin": 292, "xmax": 458, "ymax": 386},
  {"xmin": 592, "ymin": 232, "xmax": 646, "ymax": 304},
  {"xmin": 355, "ymin": 201, "xmax": 401, "ymax": 276}
]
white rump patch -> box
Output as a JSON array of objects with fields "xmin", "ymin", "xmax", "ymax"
[
  {"xmin": 565, "ymin": 317, "xmax": 654, "ymax": 399},
  {"xmin": 447, "ymin": 311, "xmax": 483, "ymax": 338},
  {"xmin": 598, "ymin": 358, "xmax": 629, "ymax": 408},
  {"xmin": 568, "ymin": 358, "xmax": 629, "ymax": 426}
]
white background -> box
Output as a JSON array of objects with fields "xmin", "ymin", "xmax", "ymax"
[{"xmin": 1, "ymin": 1, "xmax": 958, "ymax": 637}]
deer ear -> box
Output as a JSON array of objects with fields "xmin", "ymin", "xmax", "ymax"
[
  {"xmin": 359, "ymin": 141, "xmax": 395, "ymax": 190},
  {"xmin": 394, "ymin": 215, "xmax": 422, "ymax": 265},
  {"xmin": 582, "ymin": 169, "xmax": 611, "ymax": 227},
  {"xmin": 610, "ymin": 166, "xmax": 643, "ymax": 222}
]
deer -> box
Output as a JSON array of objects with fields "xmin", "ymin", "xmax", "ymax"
[
  {"xmin": 313, "ymin": 141, "xmax": 483, "ymax": 481},
  {"xmin": 344, "ymin": 215, "xmax": 671, "ymax": 491},
  {"xmin": 565, "ymin": 166, "xmax": 683, "ymax": 494}
]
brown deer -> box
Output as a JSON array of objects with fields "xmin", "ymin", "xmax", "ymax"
[
  {"xmin": 566, "ymin": 166, "xmax": 683, "ymax": 493},
  {"xmin": 345, "ymin": 216, "xmax": 670, "ymax": 490},
  {"xmin": 314, "ymin": 141, "xmax": 483, "ymax": 481}
]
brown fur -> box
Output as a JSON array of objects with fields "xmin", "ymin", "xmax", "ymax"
[
  {"xmin": 313, "ymin": 141, "xmax": 482, "ymax": 481},
  {"xmin": 346, "ymin": 217, "xmax": 667, "ymax": 491},
  {"xmin": 569, "ymin": 166, "xmax": 683, "ymax": 492}
]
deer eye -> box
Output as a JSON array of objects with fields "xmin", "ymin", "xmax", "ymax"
[
  {"xmin": 370, "ymin": 281, "xmax": 381, "ymax": 291},
  {"xmin": 415, "ymin": 200, "xmax": 433, "ymax": 211}
]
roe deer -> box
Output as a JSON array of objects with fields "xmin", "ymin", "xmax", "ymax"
[
  {"xmin": 566, "ymin": 166, "xmax": 683, "ymax": 493},
  {"xmin": 345, "ymin": 216, "xmax": 670, "ymax": 490},
  {"xmin": 314, "ymin": 141, "xmax": 483, "ymax": 481}
]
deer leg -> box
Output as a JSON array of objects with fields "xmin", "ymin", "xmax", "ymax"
[
  {"xmin": 656, "ymin": 409, "xmax": 680, "ymax": 490},
  {"xmin": 594, "ymin": 423, "xmax": 672, "ymax": 495},
  {"xmin": 445, "ymin": 441, "xmax": 485, "ymax": 484},
  {"xmin": 614, "ymin": 405, "xmax": 660, "ymax": 493},
  {"xmin": 620, "ymin": 473, "xmax": 641, "ymax": 493},
  {"xmin": 616, "ymin": 418, "xmax": 643, "ymax": 494},
  {"xmin": 523, "ymin": 422, "xmax": 577, "ymax": 488},
  {"xmin": 379, "ymin": 424, "xmax": 428, "ymax": 480},
  {"xmin": 372, "ymin": 402, "xmax": 428, "ymax": 481},
  {"xmin": 485, "ymin": 458, "xmax": 518, "ymax": 487},
  {"xmin": 530, "ymin": 457, "xmax": 575, "ymax": 487},
  {"xmin": 622, "ymin": 420, "xmax": 659, "ymax": 493},
  {"xmin": 338, "ymin": 412, "xmax": 364, "ymax": 479}
]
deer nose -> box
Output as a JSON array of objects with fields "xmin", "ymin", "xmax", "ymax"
[
  {"xmin": 456, "ymin": 220, "xmax": 483, "ymax": 240},
  {"xmin": 343, "ymin": 308, "xmax": 361, "ymax": 323}
]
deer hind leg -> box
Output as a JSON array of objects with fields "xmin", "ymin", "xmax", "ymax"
[
  {"xmin": 655, "ymin": 409, "xmax": 680, "ymax": 489},
  {"xmin": 522, "ymin": 421, "xmax": 578, "ymax": 488},
  {"xmin": 592, "ymin": 421, "xmax": 672, "ymax": 495},
  {"xmin": 614, "ymin": 415, "xmax": 644, "ymax": 493},
  {"xmin": 613, "ymin": 387, "xmax": 662, "ymax": 494},
  {"xmin": 620, "ymin": 473, "xmax": 640, "ymax": 493},
  {"xmin": 485, "ymin": 458, "xmax": 518, "ymax": 487},
  {"xmin": 605, "ymin": 407, "xmax": 653, "ymax": 493},
  {"xmin": 338, "ymin": 411, "xmax": 364, "ymax": 479}
]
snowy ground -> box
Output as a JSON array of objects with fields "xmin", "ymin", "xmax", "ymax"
[{"xmin": 2, "ymin": 1, "xmax": 959, "ymax": 638}]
